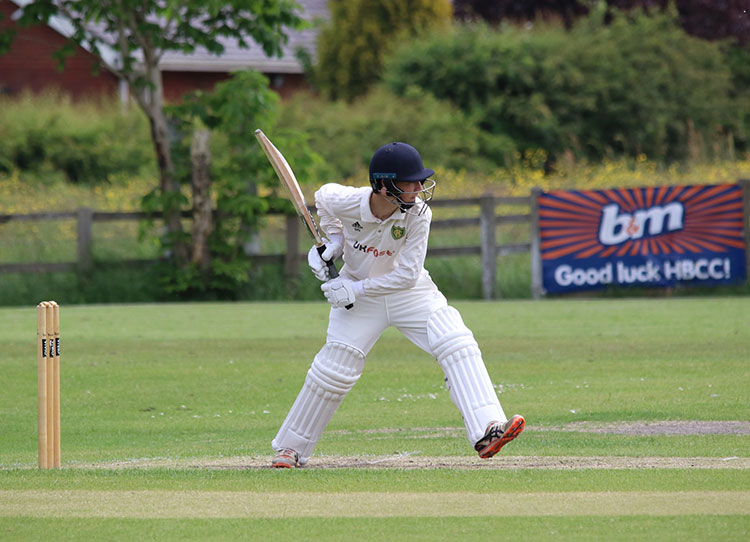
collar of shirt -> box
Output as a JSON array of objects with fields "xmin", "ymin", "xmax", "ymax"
[{"xmin": 359, "ymin": 188, "xmax": 412, "ymax": 224}]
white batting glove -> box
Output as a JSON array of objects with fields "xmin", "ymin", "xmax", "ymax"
[
  {"xmin": 307, "ymin": 240, "xmax": 343, "ymax": 281},
  {"xmin": 320, "ymin": 278, "xmax": 363, "ymax": 308}
]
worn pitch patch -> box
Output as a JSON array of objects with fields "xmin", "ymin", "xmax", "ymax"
[
  {"xmin": 1, "ymin": 490, "xmax": 748, "ymax": 518},
  {"xmin": 540, "ymin": 420, "xmax": 750, "ymax": 436},
  {"xmin": 50, "ymin": 454, "xmax": 750, "ymax": 470}
]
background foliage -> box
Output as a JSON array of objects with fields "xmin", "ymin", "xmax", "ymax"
[
  {"xmin": 0, "ymin": 92, "xmax": 154, "ymax": 184},
  {"xmin": 385, "ymin": 8, "xmax": 739, "ymax": 165},
  {"xmin": 314, "ymin": 0, "xmax": 453, "ymax": 102},
  {"xmin": 277, "ymin": 85, "xmax": 514, "ymax": 181},
  {"xmin": 148, "ymin": 70, "xmax": 286, "ymax": 298},
  {"xmin": 1, "ymin": 3, "xmax": 749, "ymax": 305},
  {"xmin": 2, "ymin": 8, "xmax": 746, "ymax": 183},
  {"xmin": 3, "ymin": 0, "xmax": 305, "ymax": 276}
]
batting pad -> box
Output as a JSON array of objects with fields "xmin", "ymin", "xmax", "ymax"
[
  {"xmin": 427, "ymin": 306, "xmax": 506, "ymax": 444},
  {"xmin": 272, "ymin": 341, "xmax": 365, "ymax": 464}
]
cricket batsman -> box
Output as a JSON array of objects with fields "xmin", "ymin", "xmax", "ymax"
[{"xmin": 271, "ymin": 142, "xmax": 525, "ymax": 468}]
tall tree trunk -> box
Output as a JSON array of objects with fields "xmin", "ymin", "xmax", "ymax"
[
  {"xmin": 145, "ymin": 70, "xmax": 188, "ymax": 266},
  {"xmin": 191, "ymin": 129, "xmax": 213, "ymax": 277}
]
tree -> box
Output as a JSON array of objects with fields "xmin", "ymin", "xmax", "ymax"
[
  {"xmin": 159, "ymin": 70, "xmax": 322, "ymax": 297},
  {"xmin": 315, "ymin": 0, "xmax": 453, "ymax": 102},
  {"xmin": 3, "ymin": 0, "xmax": 302, "ymax": 266}
]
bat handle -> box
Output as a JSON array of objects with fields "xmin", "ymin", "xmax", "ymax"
[{"xmin": 317, "ymin": 245, "xmax": 353, "ymax": 310}]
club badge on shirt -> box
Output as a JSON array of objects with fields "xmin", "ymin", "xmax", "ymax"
[{"xmin": 391, "ymin": 225, "xmax": 405, "ymax": 240}]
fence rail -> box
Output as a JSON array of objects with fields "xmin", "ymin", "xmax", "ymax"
[{"xmin": 0, "ymin": 194, "xmax": 537, "ymax": 299}]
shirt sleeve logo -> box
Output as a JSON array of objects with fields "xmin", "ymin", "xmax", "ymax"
[{"xmin": 391, "ymin": 225, "xmax": 406, "ymax": 240}]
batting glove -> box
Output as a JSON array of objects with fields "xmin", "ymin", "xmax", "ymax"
[
  {"xmin": 321, "ymin": 278, "xmax": 363, "ymax": 308},
  {"xmin": 307, "ymin": 239, "xmax": 343, "ymax": 281}
]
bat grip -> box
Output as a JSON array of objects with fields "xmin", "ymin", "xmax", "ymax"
[{"xmin": 317, "ymin": 245, "xmax": 353, "ymax": 310}]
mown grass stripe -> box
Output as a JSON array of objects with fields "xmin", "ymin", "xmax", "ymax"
[{"xmin": 1, "ymin": 491, "xmax": 747, "ymax": 518}]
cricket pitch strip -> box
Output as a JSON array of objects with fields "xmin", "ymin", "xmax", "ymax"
[{"xmin": 60, "ymin": 454, "xmax": 750, "ymax": 470}]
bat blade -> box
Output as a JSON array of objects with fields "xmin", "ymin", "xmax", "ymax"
[
  {"xmin": 254, "ymin": 129, "xmax": 344, "ymax": 286},
  {"xmin": 254, "ymin": 129, "xmax": 325, "ymax": 247}
]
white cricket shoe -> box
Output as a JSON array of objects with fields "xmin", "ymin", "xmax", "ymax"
[
  {"xmin": 474, "ymin": 415, "xmax": 525, "ymax": 459},
  {"xmin": 271, "ymin": 448, "xmax": 300, "ymax": 468}
]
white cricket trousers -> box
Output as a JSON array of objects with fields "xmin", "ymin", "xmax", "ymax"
[{"xmin": 272, "ymin": 275, "xmax": 506, "ymax": 464}]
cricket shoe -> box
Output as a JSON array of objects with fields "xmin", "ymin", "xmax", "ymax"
[
  {"xmin": 271, "ymin": 448, "xmax": 300, "ymax": 468},
  {"xmin": 474, "ymin": 415, "xmax": 525, "ymax": 459}
]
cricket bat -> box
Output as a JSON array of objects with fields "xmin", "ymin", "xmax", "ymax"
[{"xmin": 254, "ymin": 129, "xmax": 352, "ymax": 308}]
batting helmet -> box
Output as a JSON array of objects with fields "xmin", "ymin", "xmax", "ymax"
[{"xmin": 369, "ymin": 142, "xmax": 435, "ymax": 213}]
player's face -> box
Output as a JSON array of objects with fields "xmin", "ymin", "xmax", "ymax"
[{"xmin": 394, "ymin": 181, "xmax": 424, "ymax": 203}]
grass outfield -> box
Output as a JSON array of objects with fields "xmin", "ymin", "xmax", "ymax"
[{"xmin": 0, "ymin": 298, "xmax": 748, "ymax": 540}]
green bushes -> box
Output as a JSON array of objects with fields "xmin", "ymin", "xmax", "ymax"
[
  {"xmin": 277, "ymin": 86, "xmax": 514, "ymax": 180},
  {"xmin": 384, "ymin": 9, "xmax": 739, "ymax": 164},
  {"xmin": 0, "ymin": 92, "xmax": 154, "ymax": 183}
]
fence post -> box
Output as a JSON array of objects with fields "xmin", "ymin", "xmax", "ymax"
[
  {"xmin": 530, "ymin": 187, "xmax": 543, "ymax": 299},
  {"xmin": 76, "ymin": 207, "xmax": 93, "ymax": 274},
  {"xmin": 740, "ymin": 179, "xmax": 750, "ymax": 282},
  {"xmin": 285, "ymin": 215, "xmax": 300, "ymax": 278},
  {"xmin": 479, "ymin": 192, "xmax": 496, "ymax": 300}
]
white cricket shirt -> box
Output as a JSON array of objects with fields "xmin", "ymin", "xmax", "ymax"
[{"xmin": 314, "ymin": 183, "xmax": 433, "ymax": 296}]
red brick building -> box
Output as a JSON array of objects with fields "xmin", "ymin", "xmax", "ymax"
[
  {"xmin": 0, "ymin": 0, "xmax": 325, "ymax": 102},
  {"xmin": 0, "ymin": 0, "xmax": 120, "ymax": 99}
]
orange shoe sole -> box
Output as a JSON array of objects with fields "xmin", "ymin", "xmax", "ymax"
[{"xmin": 478, "ymin": 415, "xmax": 525, "ymax": 459}]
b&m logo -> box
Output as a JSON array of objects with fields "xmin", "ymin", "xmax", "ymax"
[
  {"xmin": 598, "ymin": 202, "xmax": 684, "ymax": 245},
  {"xmin": 538, "ymin": 184, "xmax": 747, "ymax": 293}
]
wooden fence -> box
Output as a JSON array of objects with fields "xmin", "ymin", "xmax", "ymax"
[{"xmin": 0, "ymin": 194, "xmax": 541, "ymax": 300}]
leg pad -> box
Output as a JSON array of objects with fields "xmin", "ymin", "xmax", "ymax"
[
  {"xmin": 272, "ymin": 342, "xmax": 365, "ymax": 464},
  {"xmin": 427, "ymin": 306, "xmax": 505, "ymax": 443}
]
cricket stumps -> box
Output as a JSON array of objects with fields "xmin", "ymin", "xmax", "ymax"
[{"xmin": 37, "ymin": 301, "xmax": 61, "ymax": 469}]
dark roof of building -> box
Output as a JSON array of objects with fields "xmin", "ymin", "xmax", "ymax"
[{"xmin": 156, "ymin": 0, "xmax": 328, "ymax": 73}]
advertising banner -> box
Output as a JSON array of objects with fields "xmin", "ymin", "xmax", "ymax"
[{"xmin": 539, "ymin": 184, "xmax": 747, "ymax": 293}]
